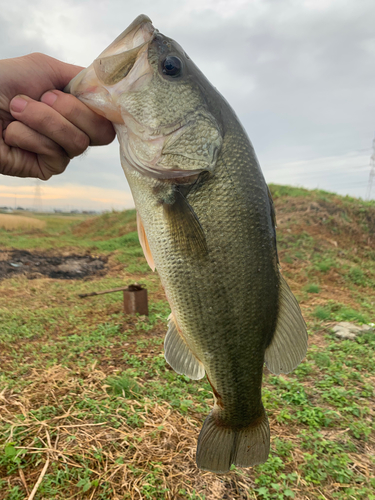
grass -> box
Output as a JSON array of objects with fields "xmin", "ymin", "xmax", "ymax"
[
  {"xmin": 305, "ymin": 284, "xmax": 320, "ymax": 294},
  {"xmin": 0, "ymin": 214, "xmax": 46, "ymax": 230},
  {"xmin": 0, "ymin": 187, "xmax": 374, "ymax": 499}
]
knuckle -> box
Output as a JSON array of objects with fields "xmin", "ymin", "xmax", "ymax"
[
  {"xmin": 60, "ymin": 93, "xmax": 84, "ymax": 122},
  {"xmin": 40, "ymin": 113, "xmax": 55, "ymax": 129},
  {"xmin": 0, "ymin": 148, "xmax": 12, "ymax": 175},
  {"xmin": 29, "ymin": 51, "xmax": 44, "ymax": 59},
  {"xmin": 70, "ymin": 131, "xmax": 90, "ymax": 156},
  {"xmin": 4, "ymin": 121, "xmax": 23, "ymax": 145},
  {"xmin": 27, "ymin": 52, "xmax": 44, "ymax": 67},
  {"xmin": 39, "ymin": 154, "xmax": 69, "ymax": 179},
  {"xmin": 92, "ymin": 122, "xmax": 116, "ymax": 146},
  {"xmin": 40, "ymin": 169, "xmax": 52, "ymax": 181},
  {"xmin": 2, "ymin": 123, "xmax": 13, "ymax": 143}
]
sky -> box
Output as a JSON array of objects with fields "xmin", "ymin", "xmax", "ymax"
[{"xmin": 1, "ymin": 0, "xmax": 374, "ymax": 211}]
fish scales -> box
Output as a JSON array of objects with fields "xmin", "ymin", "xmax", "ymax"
[
  {"xmin": 66, "ymin": 14, "xmax": 308, "ymax": 473},
  {"xmin": 122, "ymin": 113, "xmax": 278, "ymax": 419}
]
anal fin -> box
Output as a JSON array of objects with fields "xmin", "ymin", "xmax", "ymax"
[
  {"xmin": 265, "ymin": 274, "xmax": 308, "ymax": 375},
  {"xmin": 137, "ymin": 212, "xmax": 155, "ymax": 271},
  {"xmin": 164, "ymin": 313, "xmax": 205, "ymax": 380}
]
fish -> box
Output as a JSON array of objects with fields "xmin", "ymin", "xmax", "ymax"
[{"xmin": 65, "ymin": 14, "xmax": 308, "ymax": 473}]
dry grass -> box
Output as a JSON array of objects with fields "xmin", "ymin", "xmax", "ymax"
[
  {"xmin": 2, "ymin": 361, "xmax": 373, "ymax": 500},
  {"xmin": 0, "ymin": 214, "xmax": 46, "ymax": 231},
  {"xmin": 0, "ymin": 366, "xmax": 258, "ymax": 500}
]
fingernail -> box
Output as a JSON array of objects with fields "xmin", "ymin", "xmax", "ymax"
[
  {"xmin": 41, "ymin": 91, "xmax": 57, "ymax": 106},
  {"xmin": 10, "ymin": 97, "xmax": 28, "ymax": 113}
]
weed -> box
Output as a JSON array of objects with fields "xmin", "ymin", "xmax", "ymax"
[
  {"xmin": 314, "ymin": 306, "xmax": 331, "ymax": 320},
  {"xmin": 306, "ymin": 284, "xmax": 320, "ymax": 293},
  {"xmin": 348, "ymin": 266, "xmax": 367, "ymax": 286},
  {"xmin": 105, "ymin": 374, "xmax": 140, "ymax": 397},
  {"xmin": 313, "ymin": 352, "xmax": 331, "ymax": 368},
  {"xmin": 315, "ymin": 258, "xmax": 335, "ymax": 273}
]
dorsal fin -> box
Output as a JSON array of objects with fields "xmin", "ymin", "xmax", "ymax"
[{"xmin": 136, "ymin": 212, "xmax": 155, "ymax": 271}]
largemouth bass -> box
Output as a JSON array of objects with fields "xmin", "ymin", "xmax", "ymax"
[{"xmin": 66, "ymin": 15, "xmax": 308, "ymax": 473}]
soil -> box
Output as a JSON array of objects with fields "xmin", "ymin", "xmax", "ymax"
[{"xmin": 0, "ymin": 249, "xmax": 108, "ymax": 280}]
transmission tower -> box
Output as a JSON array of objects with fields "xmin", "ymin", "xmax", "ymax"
[
  {"xmin": 33, "ymin": 179, "xmax": 43, "ymax": 212},
  {"xmin": 366, "ymin": 136, "xmax": 375, "ymax": 200}
]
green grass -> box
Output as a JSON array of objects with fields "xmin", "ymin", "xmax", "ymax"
[
  {"xmin": 0, "ymin": 190, "xmax": 374, "ymax": 499},
  {"xmin": 313, "ymin": 302, "xmax": 371, "ymax": 324}
]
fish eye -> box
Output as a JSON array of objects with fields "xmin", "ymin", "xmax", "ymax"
[{"xmin": 161, "ymin": 56, "xmax": 182, "ymax": 77}]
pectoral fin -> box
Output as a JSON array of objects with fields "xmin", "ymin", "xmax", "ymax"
[
  {"xmin": 265, "ymin": 275, "xmax": 308, "ymax": 375},
  {"xmin": 163, "ymin": 190, "xmax": 208, "ymax": 257},
  {"xmin": 164, "ymin": 313, "xmax": 205, "ymax": 380},
  {"xmin": 136, "ymin": 212, "xmax": 155, "ymax": 271}
]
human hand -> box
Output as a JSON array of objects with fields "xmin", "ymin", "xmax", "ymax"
[{"xmin": 0, "ymin": 53, "xmax": 115, "ymax": 179}]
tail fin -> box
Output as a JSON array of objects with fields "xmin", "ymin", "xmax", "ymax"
[{"xmin": 196, "ymin": 409, "xmax": 270, "ymax": 473}]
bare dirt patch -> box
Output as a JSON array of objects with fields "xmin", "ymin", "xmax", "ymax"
[
  {"xmin": 0, "ymin": 249, "xmax": 108, "ymax": 280},
  {"xmin": 275, "ymin": 195, "xmax": 375, "ymax": 248}
]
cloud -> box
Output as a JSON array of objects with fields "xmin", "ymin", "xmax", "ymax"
[
  {"xmin": 0, "ymin": 0, "xmax": 374, "ymax": 206},
  {"xmin": 168, "ymin": 0, "xmax": 375, "ymax": 162},
  {"xmin": 0, "ymin": 1, "xmax": 51, "ymax": 57},
  {"xmin": 263, "ymin": 152, "xmax": 371, "ymax": 200}
]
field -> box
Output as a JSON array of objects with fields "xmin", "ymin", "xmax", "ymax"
[
  {"xmin": 0, "ymin": 185, "xmax": 374, "ymax": 500},
  {"xmin": 0, "ymin": 214, "xmax": 46, "ymax": 231}
]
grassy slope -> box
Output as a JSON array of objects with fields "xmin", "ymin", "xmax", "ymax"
[{"xmin": 0, "ymin": 186, "xmax": 374, "ymax": 500}]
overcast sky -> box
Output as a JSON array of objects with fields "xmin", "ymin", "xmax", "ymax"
[{"xmin": 1, "ymin": 0, "xmax": 374, "ymax": 210}]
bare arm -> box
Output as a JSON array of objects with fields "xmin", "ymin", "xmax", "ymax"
[{"xmin": 0, "ymin": 53, "xmax": 115, "ymax": 179}]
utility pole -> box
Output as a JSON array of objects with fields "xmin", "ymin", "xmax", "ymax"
[
  {"xmin": 366, "ymin": 136, "xmax": 375, "ymax": 200},
  {"xmin": 33, "ymin": 179, "xmax": 43, "ymax": 212}
]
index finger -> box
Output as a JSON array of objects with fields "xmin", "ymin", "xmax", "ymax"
[{"xmin": 40, "ymin": 90, "xmax": 115, "ymax": 146}]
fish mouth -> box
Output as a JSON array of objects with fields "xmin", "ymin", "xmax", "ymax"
[
  {"xmin": 64, "ymin": 15, "xmax": 156, "ymax": 122},
  {"xmin": 97, "ymin": 14, "xmax": 155, "ymax": 59},
  {"xmin": 93, "ymin": 14, "xmax": 155, "ymax": 85}
]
